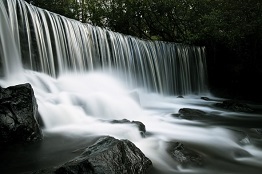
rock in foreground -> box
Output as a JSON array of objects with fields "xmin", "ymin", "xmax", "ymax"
[
  {"xmin": 0, "ymin": 83, "xmax": 42, "ymax": 146},
  {"xmin": 33, "ymin": 136, "xmax": 152, "ymax": 174}
]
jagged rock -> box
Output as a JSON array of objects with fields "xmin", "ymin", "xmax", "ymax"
[
  {"xmin": 32, "ymin": 136, "xmax": 152, "ymax": 174},
  {"xmin": 110, "ymin": 119, "xmax": 146, "ymax": 136},
  {"xmin": 168, "ymin": 142, "xmax": 204, "ymax": 167},
  {"xmin": 214, "ymin": 100, "xmax": 253, "ymax": 112},
  {"xmin": 0, "ymin": 83, "xmax": 43, "ymax": 146}
]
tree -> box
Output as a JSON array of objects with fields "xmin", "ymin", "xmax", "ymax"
[{"xmin": 25, "ymin": 0, "xmax": 76, "ymax": 19}]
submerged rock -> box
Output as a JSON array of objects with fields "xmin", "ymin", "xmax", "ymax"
[
  {"xmin": 214, "ymin": 100, "xmax": 253, "ymax": 112},
  {"xmin": 201, "ymin": 97, "xmax": 210, "ymax": 101},
  {"xmin": 168, "ymin": 142, "xmax": 204, "ymax": 167},
  {"xmin": 200, "ymin": 96, "xmax": 220, "ymax": 101},
  {"xmin": 233, "ymin": 149, "xmax": 252, "ymax": 158},
  {"xmin": 0, "ymin": 83, "xmax": 43, "ymax": 146},
  {"xmin": 33, "ymin": 136, "xmax": 152, "ymax": 174}
]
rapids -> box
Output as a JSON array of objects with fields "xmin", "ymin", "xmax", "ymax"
[{"xmin": 1, "ymin": 70, "xmax": 262, "ymax": 174}]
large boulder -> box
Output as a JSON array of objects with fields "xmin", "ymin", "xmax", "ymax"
[
  {"xmin": 33, "ymin": 136, "xmax": 152, "ymax": 174},
  {"xmin": 0, "ymin": 83, "xmax": 43, "ymax": 146}
]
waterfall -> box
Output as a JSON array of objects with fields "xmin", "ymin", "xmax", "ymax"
[
  {"xmin": 0, "ymin": 0, "xmax": 208, "ymax": 96},
  {"xmin": 1, "ymin": 1, "xmax": 262, "ymax": 174},
  {"xmin": 0, "ymin": 0, "xmax": 23, "ymax": 80}
]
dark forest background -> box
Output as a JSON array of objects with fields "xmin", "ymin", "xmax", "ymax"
[{"xmin": 25, "ymin": 0, "xmax": 262, "ymax": 102}]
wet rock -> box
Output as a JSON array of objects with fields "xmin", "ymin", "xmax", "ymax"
[
  {"xmin": 132, "ymin": 121, "xmax": 146, "ymax": 133},
  {"xmin": 110, "ymin": 119, "xmax": 146, "ymax": 136},
  {"xmin": 229, "ymin": 129, "xmax": 250, "ymax": 145},
  {"xmin": 176, "ymin": 108, "xmax": 207, "ymax": 120},
  {"xmin": 0, "ymin": 83, "xmax": 43, "ymax": 146},
  {"xmin": 177, "ymin": 95, "xmax": 184, "ymax": 98},
  {"xmin": 255, "ymin": 129, "xmax": 262, "ymax": 135},
  {"xmin": 233, "ymin": 149, "xmax": 252, "ymax": 158},
  {"xmin": 201, "ymin": 97, "xmax": 211, "ymax": 101},
  {"xmin": 200, "ymin": 97, "xmax": 220, "ymax": 101},
  {"xmin": 33, "ymin": 136, "xmax": 152, "ymax": 174},
  {"xmin": 239, "ymin": 136, "xmax": 251, "ymax": 145},
  {"xmin": 36, "ymin": 111, "xmax": 45, "ymax": 128},
  {"xmin": 168, "ymin": 142, "xmax": 204, "ymax": 167},
  {"xmin": 214, "ymin": 100, "xmax": 253, "ymax": 112}
]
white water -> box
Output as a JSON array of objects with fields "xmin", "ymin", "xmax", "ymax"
[{"xmin": 1, "ymin": 70, "xmax": 262, "ymax": 174}]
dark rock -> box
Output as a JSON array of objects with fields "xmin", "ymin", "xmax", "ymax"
[
  {"xmin": 168, "ymin": 142, "xmax": 204, "ymax": 167},
  {"xmin": 200, "ymin": 96, "xmax": 220, "ymax": 101},
  {"xmin": 177, "ymin": 95, "xmax": 184, "ymax": 98},
  {"xmin": 200, "ymin": 97, "xmax": 211, "ymax": 101},
  {"xmin": 0, "ymin": 83, "xmax": 43, "ymax": 146},
  {"xmin": 231, "ymin": 130, "xmax": 252, "ymax": 146},
  {"xmin": 172, "ymin": 108, "xmax": 228, "ymax": 123},
  {"xmin": 233, "ymin": 149, "xmax": 252, "ymax": 158},
  {"xmin": 239, "ymin": 136, "xmax": 251, "ymax": 145},
  {"xmin": 255, "ymin": 129, "xmax": 262, "ymax": 135},
  {"xmin": 33, "ymin": 136, "xmax": 152, "ymax": 174},
  {"xmin": 171, "ymin": 113, "xmax": 180, "ymax": 118},
  {"xmin": 214, "ymin": 100, "xmax": 253, "ymax": 112},
  {"xmin": 110, "ymin": 118, "xmax": 131, "ymax": 124},
  {"xmin": 36, "ymin": 111, "xmax": 45, "ymax": 128},
  {"xmin": 177, "ymin": 108, "xmax": 207, "ymax": 120},
  {"xmin": 110, "ymin": 119, "xmax": 146, "ymax": 137},
  {"xmin": 132, "ymin": 121, "xmax": 146, "ymax": 133}
]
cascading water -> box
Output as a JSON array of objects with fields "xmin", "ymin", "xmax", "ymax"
[
  {"xmin": 1, "ymin": 0, "xmax": 262, "ymax": 174},
  {"xmin": 0, "ymin": 0, "xmax": 208, "ymax": 96}
]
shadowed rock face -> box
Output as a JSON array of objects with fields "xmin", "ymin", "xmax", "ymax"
[
  {"xmin": 33, "ymin": 136, "xmax": 152, "ymax": 174},
  {"xmin": 0, "ymin": 83, "xmax": 43, "ymax": 146}
]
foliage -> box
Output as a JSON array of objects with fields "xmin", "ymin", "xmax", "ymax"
[
  {"xmin": 25, "ymin": 0, "xmax": 261, "ymax": 46},
  {"xmin": 25, "ymin": 0, "xmax": 76, "ymax": 19}
]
